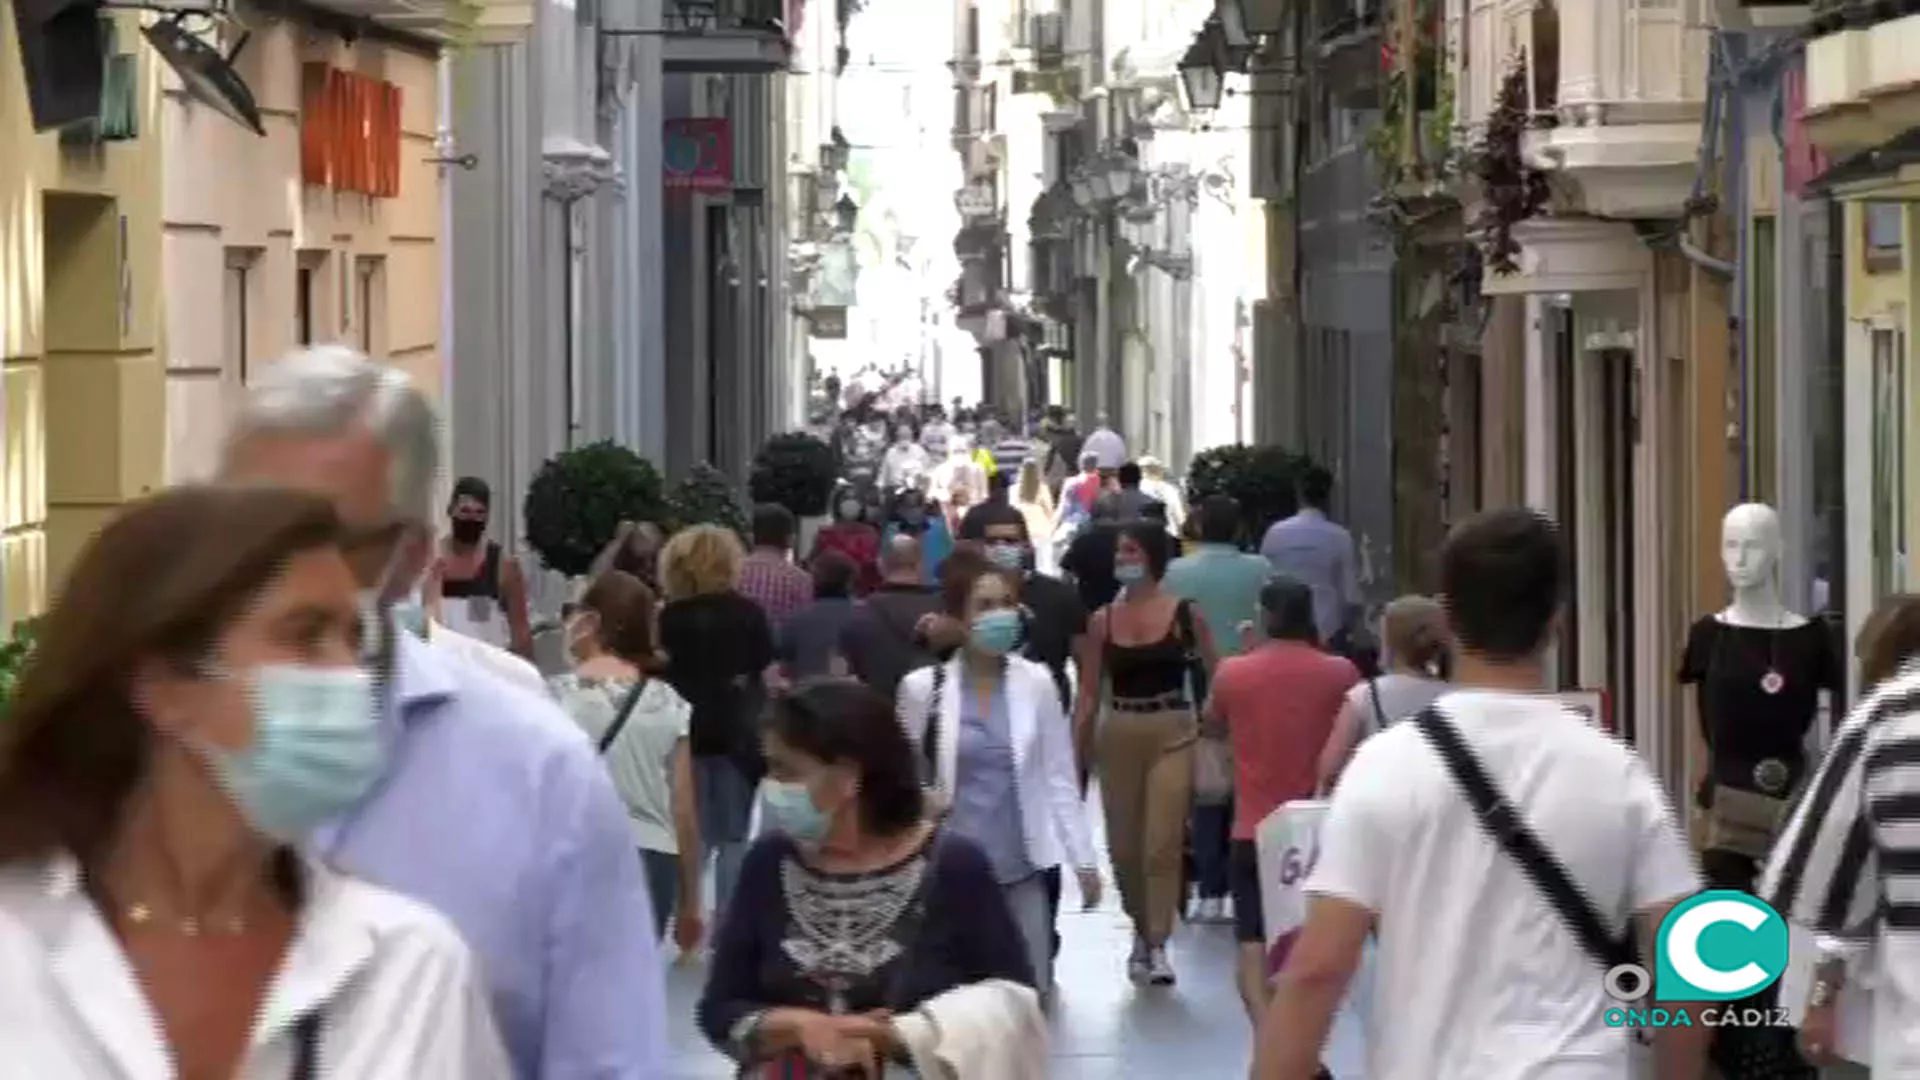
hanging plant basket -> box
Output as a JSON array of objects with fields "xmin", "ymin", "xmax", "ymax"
[{"xmin": 1469, "ymin": 58, "xmax": 1550, "ymax": 276}]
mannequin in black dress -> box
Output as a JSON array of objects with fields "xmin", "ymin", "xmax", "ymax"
[{"xmin": 1678, "ymin": 504, "xmax": 1839, "ymax": 1080}]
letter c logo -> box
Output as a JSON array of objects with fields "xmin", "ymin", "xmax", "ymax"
[{"xmin": 1654, "ymin": 891, "xmax": 1790, "ymax": 1002}]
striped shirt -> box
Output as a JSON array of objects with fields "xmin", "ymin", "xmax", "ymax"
[
  {"xmin": 1760, "ymin": 665, "xmax": 1920, "ymax": 1073},
  {"xmin": 992, "ymin": 437, "xmax": 1033, "ymax": 476}
]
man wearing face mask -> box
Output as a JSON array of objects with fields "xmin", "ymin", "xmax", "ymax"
[
  {"xmin": 413, "ymin": 552, "xmax": 550, "ymax": 698},
  {"xmin": 879, "ymin": 426, "xmax": 929, "ymax": 493},
  {"xmin": 221, "ymin": 345, "xmax": 667, "ymax": 1079},
  {"xmin": 435, "ymin": 477, "xmax": 535, "ymax": 660}
]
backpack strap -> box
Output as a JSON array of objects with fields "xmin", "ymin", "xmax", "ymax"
[
  {"xmin": 1366, "ymin": 675, "xmax": 1388, "ymax": 734},
  {"xmin": 1413, "ymin": 705, "xmax": 1635, "ymax": 972}
]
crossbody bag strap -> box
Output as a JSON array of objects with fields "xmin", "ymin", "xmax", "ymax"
[
  {"xmin": 290, "ymin": 1011, "xmax": 321, "ymax": 1080},
  {"xmin": 1366, "ymin": 676, "xmax": 1388, "ymax": 734},
  {"xmin": 1413, "ymin": 705, "xmax": 1635, "ymax": 972},
  {"xmin": 597, "ymin": 677, "xmax": 650, "ymax": 754},
  {"xmin": 923, "ymin": 665, "xmax": 946, "ymax": 782}
]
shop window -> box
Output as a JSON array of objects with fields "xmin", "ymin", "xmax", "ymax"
[
  {"xmin": 1871, "ymin": 327, "xmax": 1907, "ymax": 600},
  {"xmin": 1864, "ymin": 202, "xmax": 1902, "ymax": 274}
]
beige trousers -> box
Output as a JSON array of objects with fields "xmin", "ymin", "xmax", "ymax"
[{"xmin": 1097, "ymin": 708, "xmax": 1197, "ymax": 945}]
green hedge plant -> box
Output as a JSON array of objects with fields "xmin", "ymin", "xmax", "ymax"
[
  {"xmin": 749, "ymin": 432, "xmax": 838, "ymax": 518},
  {"xmin": 1184, "ymin": 444, "xmax": 1319, "ymax": 542},
  {"xmin": 523, "ymin": 441, "xmax": 668, "ymax": 578},
  {"xmin": 668, "ymin": 462, "xmax": 749, "ymax": 537}
]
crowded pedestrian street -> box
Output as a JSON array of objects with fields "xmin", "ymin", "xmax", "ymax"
[{"xmin": 2, "ymin": 0, "xmax": 1914, "ymax": 1074}]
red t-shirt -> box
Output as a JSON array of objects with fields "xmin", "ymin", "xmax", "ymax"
[{"xmin": 1211, "ymin": 640, "xmax": 1359, "ymax": 839}]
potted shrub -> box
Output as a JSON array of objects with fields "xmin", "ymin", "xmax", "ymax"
[
  {"xmin": 522, "ymin": 440, "xmax": 669, "ymax": 579},
  {"xmin": 667, "ymin": 462, "xmax": 748, "ymax": 538},
  {"xmin": 1184, "ymin": 444, "xmax": 1318, "ymax": 543},
  {"xmin": 0, "ymin": 617, "xmax": 39, "ymax": 727},
  {"xmin": 749, "ymin": 432, "xmax": 838, "ymax": 554}
]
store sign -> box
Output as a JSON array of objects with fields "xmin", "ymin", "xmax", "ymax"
[
  {"xmin": 300, "ymin": 64, "xmax": 402, "ymax": 197},
  {"xmin": 664, "ymin": 118, "xmax": 733, "ymax": 192}
]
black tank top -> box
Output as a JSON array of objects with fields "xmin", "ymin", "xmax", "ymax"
[
  {"xmin": 440, "ymin": 542, "xmax": 502, "ymax": 599},
  {"xmin": 1105, "ymin": 602, "xmax": 1193, "ymax": 700}
]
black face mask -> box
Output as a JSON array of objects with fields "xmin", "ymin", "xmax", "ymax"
[{"xmin": 450, "ymin": 518, "xmax": 487, "ymax": 545}]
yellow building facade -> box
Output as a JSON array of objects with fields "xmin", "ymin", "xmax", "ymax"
[{"xmin": 0, "ymin": 6, "xmax": 166, "ymax": 622}]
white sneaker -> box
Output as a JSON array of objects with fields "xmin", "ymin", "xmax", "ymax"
[
  {"xmin": 1193, "ymin": 897, "xmax": 1221, "ymax": 922},
  {"xmin": 1126, "ymin": 937, "xmax": 1151, "ymax": 984},
  {"xmin": 1146, "ymin": 946, "xmax": 1176, "ymax": 986},
  {"xmin": 1218, "ymin": 895, "xmax": 1235, "ymax": 923}
]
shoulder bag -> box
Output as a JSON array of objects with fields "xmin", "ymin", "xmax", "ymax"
[
  {"xmin": 1414, "ymin": 705, "xmax": 1636, "ymax": 972},
  {"xmin": 291, "ymin": 1012, "xmax": 320, "ymax": 1080},
  {"xmin": 597, "ymin": 678, "xmax": 650, "ymax": 754},
  {"xmin": 1175, "ymin": 600, "xmax": 1234, "ymax": 802}
]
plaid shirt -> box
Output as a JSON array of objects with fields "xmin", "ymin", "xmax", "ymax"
[{"xmin": 738, "ymin": 550, "xmax": 812, "ymax": 632}]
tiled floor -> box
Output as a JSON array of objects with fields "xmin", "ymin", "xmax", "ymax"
[{"xmin": 663, "ymin": 835, "xmax": 1259, "ymax": 1079}]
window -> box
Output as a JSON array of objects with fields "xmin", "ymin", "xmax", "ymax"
[
  {"xmin": 1871, "ymin": 327, "xmax": 1907, "ymax": 600},
  {"xmin": 355, "ymin": 257, "xmax": 385, "ymax": 357},
  {"xmin": 296, "ymin": 265, "xmax": 315, "ymax": 345},
  {"xmin": 223, "ymin": 249, "xmax": 259, "ymax": 385},
  {"xmin": 1865, "ymin": 202, "xmax": 1903, "ymax": 274}
]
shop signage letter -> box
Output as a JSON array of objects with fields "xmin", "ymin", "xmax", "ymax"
[{"xmin": 301, "ymin": 63, "xmax": 403, "ymax": 198}]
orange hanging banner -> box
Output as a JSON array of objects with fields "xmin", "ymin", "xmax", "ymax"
[{"xmin": 300, "ymin": 62, "xmax": 403, "ymax": 198}]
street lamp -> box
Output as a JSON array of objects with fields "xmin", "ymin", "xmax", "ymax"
[
  {"xmin": 1179, "ymin": 34, "xmax": 1224, "ymax": 112},
  {"xmin": 1104, "ymin": 153, "xmax": 1138, "ymax": 204},
  {"xmin": 823, "ymin": 125, "xmax": 850, "ymax": 173},
  {"xmin": 835, "ymin": 193, "xmax": 859, "ymax": 233},
  {"xmin": 1086, "ymin": 166, "xmax": 1114, "ymax": 204}
]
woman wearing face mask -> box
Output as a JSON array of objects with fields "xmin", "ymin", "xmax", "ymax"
[
  {"xmin": 1072, "ymin": 522, "xmax": 1217, "ymax": 987},
  {"xmin": 808, "ymin": 489, "xmax": 881, "ymax": 596},
  {"xmin": 550, "ymin": 571, "xmax": 703, "ymax": 955},
  {"xmin": 896, "ymin": 559, "xmax": 1101, "ymax": 998},
  {"xmin": 0, "ymin": 485, "xmax": 508, "ymax": 1077},
  {"xmin": 698, "ymin": 679, "xmax": 1033, "ymax": 1075}
]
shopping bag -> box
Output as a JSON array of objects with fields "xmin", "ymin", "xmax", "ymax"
[
  {"xmin": 1257, "ymin": 800, "xmax": 1325, "ymax": 978},
  {"xmin": 1776, "ymin": 920, "xmax": 1873, "ymax": 1066},
  {"xmin": 1256, "ymin": 799, "xmax": 1372, "ymax": 1079}
]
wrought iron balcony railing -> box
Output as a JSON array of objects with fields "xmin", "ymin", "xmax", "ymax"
[
  {"xmin": 663, "ymin": 0, "xmax": 785, "ymax": 34},
  {"xmin": 1810, "ymin": 0, "xmax": 1920, "ymax": 35}
]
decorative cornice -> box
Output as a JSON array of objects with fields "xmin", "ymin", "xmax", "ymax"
[{"xmin": 542, "ymin": 141, "xmax": 624, "ymax": 201}]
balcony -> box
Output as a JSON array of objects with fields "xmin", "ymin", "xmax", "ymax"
[
  {"xmin": 1452, "ymin": 0, "xmax": 1710, "ymax": 219},
  {"xmin": 1802, "ymin": 4, "xmax": 1920, "ymax": 154},
  {"xmin": 656, "ymin": 0, "xmax": 790, "ymax": 74}
]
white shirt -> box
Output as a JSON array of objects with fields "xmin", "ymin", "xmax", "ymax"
[
  {"xmin": 426, "ymin": 619, "xmax": 548, "ymax": 698},
  {"xmin": 550, "ymin": 675, "xmax": 692, "ymax": 854},
  {"xmin": 0, "ymin": 851, "xmax": 511, "ymax": 1079},
  {"xmin": 881, "ymin": 442, "xmax": 930, "ymax": 492},
  {"xmin": 1309, "ymin": 690, "xmax": 1699, "ymax": 1080}
]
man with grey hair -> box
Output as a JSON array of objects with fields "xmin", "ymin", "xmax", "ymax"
[{"xmin": 221, "ymin": 345, "xmax": 665, "ymax": 1078}]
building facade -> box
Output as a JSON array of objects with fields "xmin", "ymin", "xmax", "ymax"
[{"xmin": 0, "ymin": 7, "xmax": 163, "ymax": 619}]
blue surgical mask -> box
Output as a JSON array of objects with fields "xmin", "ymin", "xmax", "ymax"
[
  {"xmin": 761, "ymin": 779, "xmax": 831, "ymax": 842},
  {"xmin": 970, "ymin": 609, "xmax": 1022, "ymax": 655},
  {"xmin": 193, "ymin": 665, "xmax": 382, "ymax": 843},
  {"xmin": 1115, "ymin": 563, "xmax": 1147, "ymax": 587},
  {"xmin": 985, "ymin": 542, "xmax": 1025, "ymax": 571}
]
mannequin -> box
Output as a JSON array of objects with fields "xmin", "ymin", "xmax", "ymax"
[
  {"xmin": 1677, "ymin": 504, "xmax": 1840, "ymax": 1076},
  {"xmin": 1679, "ymin": 503, "xmax": 1841, "ymax": 880}
]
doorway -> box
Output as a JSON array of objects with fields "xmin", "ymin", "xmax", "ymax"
[
  {"xmin": 1597, "ymin": 348, "xmax": 1638, "ymax": 741},
  {"xmin": 40, "ymin": 192, "xmax": 124, "ymax": 587}
]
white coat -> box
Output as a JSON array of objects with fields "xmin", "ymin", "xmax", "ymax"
[{"xmin": 896, "ymin": 654, "xmax": 1097, "ymax": 873}]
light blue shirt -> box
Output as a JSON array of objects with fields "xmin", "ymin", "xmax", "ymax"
[
  {"xmin": 947, "ymin": 679, "xmax": 1033, "ymax": 886},
  {"xmin": 1259, "ymin": 509, "xmax": 1361, "ymax": 641},
  {"xmin": 314, "ymin": 632, "xmax": 666, "ymax": 1079},
  {"xmin": 1164, "ymin": 543, "xmax": 1273, "ymax": 659}
]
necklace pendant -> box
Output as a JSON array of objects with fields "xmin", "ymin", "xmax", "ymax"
[{"xmin": 1761, "ymin": 669, "xmax": 1785, "ymax": 695}]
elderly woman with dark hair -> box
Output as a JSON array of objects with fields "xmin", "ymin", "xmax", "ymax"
[{"xmin": 698, "ymin": 679, "xmax": 1033, "ymax": 1076}]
